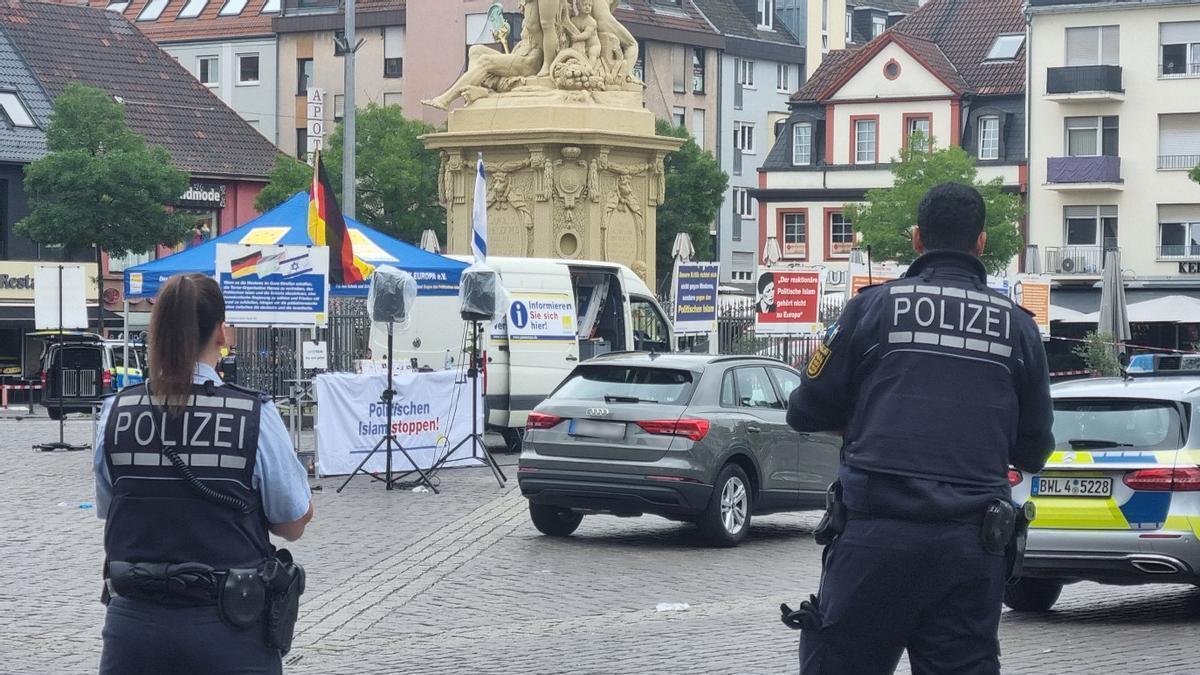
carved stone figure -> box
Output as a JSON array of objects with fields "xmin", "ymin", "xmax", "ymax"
[
  {"xmin": 439, "ymin": 152, "xmax": 467, "ymax": 205},
  {"xmin": 484, "ymin": 157, "xmax": 536, "ymax": 256},
  {"xmin": 553, "ymin": 146, "xmax": 589, "ymax": 226}
]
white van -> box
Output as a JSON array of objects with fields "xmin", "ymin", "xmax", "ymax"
[{"xmin": 370, "ymin": 257, "xmax": 674, "ymax": 449}]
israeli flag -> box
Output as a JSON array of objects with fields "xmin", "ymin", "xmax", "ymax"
[{"xmin": 471, "ymin": 155, "xmax": 488, "ymax": 262}]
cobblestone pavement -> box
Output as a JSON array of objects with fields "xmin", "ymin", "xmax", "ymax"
[{"xmin": 2, "ymin": 415, "xmax": 1199, "ymax": 674}]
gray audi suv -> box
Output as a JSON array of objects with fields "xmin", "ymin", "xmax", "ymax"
[{"xmin": 517, "ymin": 353, "xmax": 840, "ymax": 546}]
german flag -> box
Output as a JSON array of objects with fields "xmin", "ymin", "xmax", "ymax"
[{"xmin": 307, "ymin": 152, "xmax": 374, "ymax": 285}]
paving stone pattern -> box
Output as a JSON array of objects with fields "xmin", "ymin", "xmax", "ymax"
[{"xmin": 1, "ymin": 417, "xmax": 1199, "ymax": 674}]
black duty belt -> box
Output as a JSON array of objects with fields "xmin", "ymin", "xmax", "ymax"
[{"xmin": 845, "ymin": 508, "xmax": 986, "ymax": 527}]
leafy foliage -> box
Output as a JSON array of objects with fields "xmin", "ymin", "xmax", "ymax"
[
  {"xmin": 1190, "ymin": 161, "xmax": 1200, "ymax": 185},
  {"xmin": 17, "ymin": 83, "xmax": 192, "ymax": 258},
  {"xmin": 655, "ymin": 118, "xmax": 728, "ymax": 286},
  {"xmin": 1073, "ymin": 331, "xmax": 1121, "ymax": 377},
  {"xmin": 255, "ymin": 104, "xmax": 444, "ymax": 243},
  {"xmin": 846, "ymin": 135, "xmax": 1024, "ymax": 274}
]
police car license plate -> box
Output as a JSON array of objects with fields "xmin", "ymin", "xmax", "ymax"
[
  {"xmin": 1032, "ymin": 476, "xmax": 1113, "ymax": 497},
  {"xmin": 569, "ymin": 419, "xmax": 626, "ymax": 440}
]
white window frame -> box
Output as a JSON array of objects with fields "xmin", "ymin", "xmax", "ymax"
[
  {"xmin": 782, "ymin": 213, "xmax": 807, "ymax": 259},
  {"xmin": 829, "ymin": 212, "xmax": 854, "ymax": 257},
  {"xmin": 1064, "ymin": 115, "xmax": 1118, "ymax": 157},
  {"xmin": 136, "ymin": 0, "xmax": 168, "ymax": 21},
  {"xmin": 735, "ymin": 121, "xmax": 756, "ymax": 155},
  {"xmin": 236, "ymin": 53, "xmax": 260, "ymax": 85},
  {"xmin": 1065, "ymin": 25, "xmax": 1120, "ymax": 66},
  {"xmin": 845, "ymin": 10, "xmax": 853, "ymax": 42},
  {"xmin": 1158, "ymin": 221, "xmax": 1200, "ymax": 258},
  {"xmin": 776, "ymin": 63, "xmax": 791, "ymax": 92},
  {"xmin": 906, "ymin": 115, "xmax": 931, "ymax": 152},
  {"xmin": 872, "ymin": 15, "xmax": 886, "ymax": 38},
  {"xmin": 107, "ymin": 250, "xmax": 154, "ymax": 273},
  {"xmin": 218, "ymin": 0, "xmax": 250, "ymax": 16},
  {"xmin": 738, "ymin": 59, "xmax": 756, "ymax": 89},
  {"xmin": 854, "ymin": 119, "xmax": 876, "ymax": 164},
  {"xmin": 1064, "ymin": 205, "xmax": 1118, "ymax": 247},
  {"xmin": 261, "ymin": 0, "xmax": 280, "ymax": 12},
  {"xmin": 792, "ymin": 122, "xmax": 812, "ymax": 166},
  {"xmin": 734, "ymin": 188, "xmax": 755, "ymax": 219},
  {"xmin": 197, "ymin": 55, "xmax": 219, "ymax": 86},
  {"xmin": 672, "ymin": 106, "xmax": 686, "ymax": 128},
  {"xmin": 177, "ymin": 0, "xmax": 207, "ymax": 19},
  {"xmin": 106, "ymin": 0, "xmax": 130, "ymax": 12},
  {"xmin": 978, "ymin": 115, "xmax": 1000, "ymax": 160},
  {"xmin": 986, "ymin": 33, "xmax": 1025, "ymax": 61},
  {"xmin": 757, "ymin": 0, "xmax": 775, "ymax": 30},
  {"xmin": 0, "ymin": 92, "xmax": 36, "ymax": 128}
]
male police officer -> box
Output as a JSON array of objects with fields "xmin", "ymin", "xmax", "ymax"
[{"xmin": 787, "ymin": 183, "xmax": 1054, "ymax": 674}]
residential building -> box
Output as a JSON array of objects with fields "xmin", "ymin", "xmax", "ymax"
[
  {"xmin": 274, "ymin": 0, "xmax": 405, "ymax": 158},
  {"xmin": 0, "ymin": 1, "xmax": 278, "ymax": 347},
  {"xmin": 1027, "ymin": 0, "xmax": 1200, "ymax": 347},
  {"xmin": 693, "ymin": 0, "xmax": 807, "ymax": 286},
  {"xmin": 93, "ymin": 0, "xmax": 280, "ymax": 144},
  {"xmin": 754, "ymin": 0, "xmax": 1027, "ymax": 299},
  {"xmin": 776, "ymin": 0, "xmax": 851, "ymax": 79},
  {"xmin": 847, "ymin": 0, "xmax": 919, "ymax": 46}
]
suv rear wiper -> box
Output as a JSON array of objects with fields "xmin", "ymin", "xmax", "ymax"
[
  {"xmin": 604, "ymin": 394, "xmax": 657, "ymax": 403},
  {"xmin": 1067, "ymin": 438, "xmax": 1123, "ymax": 449}
]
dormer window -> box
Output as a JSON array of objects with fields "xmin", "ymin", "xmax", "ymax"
[
  {"xmin": 0, "ymin": 91, "xmax": 35, "ymax": 128},
  {"xmin": 757, "ymin": 0, "xmax": 775, "ymax": 30}
]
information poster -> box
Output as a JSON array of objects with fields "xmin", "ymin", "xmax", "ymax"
[
  {"xmin": 847, "ymin": 260, "xmax": 905, "ymax": 298},
  {"xmin": 302, "ymin": 340, "xmax": 328, "ymax": 370},
  {"xmin": 755, "ymin": 266, "xmax": 824, "ymax": 335},
  {"xmin": 505, "ymin": 293, "xmax": 577, "ymax": 342},
  {"xmin": 672, "ymin": 262, "xmax": 719, "ymax": 335},
  {"xmin": 1013, "ymin": 274, "xmax": 1052, "ymax": 341},
  {"xmin": 216, "ymin": 244, "xmax": 329, "ymax": 328}
]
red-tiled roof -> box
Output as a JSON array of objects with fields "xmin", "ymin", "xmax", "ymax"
[
  {"xmin": 88, "ymin": 0, "xmax": 275, "ymax": 42},
  {"xmin": 1, "ymin": 1, "xmax": 280, "ymax": 178},
  {"xmin": 793, "ymin": 0, "xmax": 1025, "ymax": 102}
]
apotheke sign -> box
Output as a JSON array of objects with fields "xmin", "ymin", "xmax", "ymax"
[{"xmin": 0, "ymin": 261, "xmax": 99, "ymax": 302}]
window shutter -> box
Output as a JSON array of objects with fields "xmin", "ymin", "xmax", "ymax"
[
  {"xmin": 1159, "ymin": 113, "xmax": 1200, "ymax": 156},
  {"xmin": 1065, "ymin": 27, "xmax": 1098, "ymax": 66},
  {"xmin": 1100, "ymin": 26, "xmax": 1120, "ymax": 65},
  {"xmin": 1160, "ymin": 21, "xmax": 1200, "ymax": 46}
]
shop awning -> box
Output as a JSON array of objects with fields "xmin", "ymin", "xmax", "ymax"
[{"xmin": 124, "ymin": 191, "xmax": 467, "ymax": 299}]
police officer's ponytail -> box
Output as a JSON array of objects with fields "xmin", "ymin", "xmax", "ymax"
[{"xmin": 149, "ymin": 273, "xmax": 225, "ymax": 416}]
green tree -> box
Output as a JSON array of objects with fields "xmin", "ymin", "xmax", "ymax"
[
  {"xmin": 1073, "ymin": 331, "xmax": 1121, "ymax": 377},
  {"xmin": 846, "ymin": 135, "xmax": 1024, "ymax": 274},
  {"xmin": 1190, "ymin": 162, "xmax": 1200, "ymax": 185},
  {"xmin": 255, "ymin": 105, "xmax": 444, "ymax": 242},
  {"xmin": 18, "ymin": 82, "xmax": 191, "ymax": 331},
  {"xmin": 655, "ymin": 119, "xmax": 728, "ymax": 287},
  {"xmin": 254, "ymin": 154, "xmax": 312, "ymax": 212}
]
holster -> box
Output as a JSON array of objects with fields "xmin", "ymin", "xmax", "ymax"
[
  {"xmin": 1005, "ymin": 501, "xmax": 1036, "ymax": 583},
  {"xmin": 813, "ymin": 481, "xmax": 846, "ymax": 547},
  {"xmin": 217, "ymin": 568, "xmax": 266, "ymax": 630},
  {"xmin": 260, "ymin": 548, "xmax": 306, "ymax": 656},
  {"xmin": 980, "ymin": 499, "xmax": 1016, "ymax": 555}
]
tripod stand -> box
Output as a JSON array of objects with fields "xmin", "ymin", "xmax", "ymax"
[
  {"xmin": 337, "ymin": 321, "xmax": 439, "ymax": 493},
  {"xmin": 434, "ymin": 321, "xmax": 506, "ymax": 487}
]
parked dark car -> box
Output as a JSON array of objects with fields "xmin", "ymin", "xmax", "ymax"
[
  {"xmin": 518, "ymin": 353, "xmax": 841, "ymax": 546},
  {"xmin": 31, "ymin": 331, "xmax": 112, "ymax": 420}
]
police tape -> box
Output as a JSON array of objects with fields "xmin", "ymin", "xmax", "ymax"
[{"xmin": 1047, "ymin": 334, "xmax": 1200, "ymax": 356}]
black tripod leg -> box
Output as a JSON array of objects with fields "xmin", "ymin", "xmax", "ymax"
[
  {"xmin": 336, "ymin": 434, "xmax": 388, "ymax": 493},
  {"xmin": 387, "ymin": 445, "xmax": 440, "ymax": 494},
  {"xmin": 477, "ymin": 436, "xmax": 507, "ymax": 486}
]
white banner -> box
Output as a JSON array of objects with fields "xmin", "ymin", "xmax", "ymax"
[
  {"xmin": 34, "ymin": 264, "xmax": 89, "ymax": 330},
  {"xmin": 314, "ymin": 370, "xmax": 484, "ymax": 476},
  {"xmin": 216, "ymin": 243, "xmax": 329, "ymax": 328}
]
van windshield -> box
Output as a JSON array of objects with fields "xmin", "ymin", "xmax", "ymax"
[
  {"xmin": 1052, "ymin": 399, "xmax": 1188, "ymax": 451},
  {"xmin": 550, "ymin": 365, "xmax": 695, "ymax": 405}
]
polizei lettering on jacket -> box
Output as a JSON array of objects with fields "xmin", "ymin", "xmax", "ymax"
[
  {"xmin": 112, "ymin": 409, "xmax": 250, "ymax": 448},
  {"xmin": 886, "ymin": 284, "xmax": 1014, "ymax": 360}
]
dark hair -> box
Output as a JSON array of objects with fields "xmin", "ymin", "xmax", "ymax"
[
  {"xmin": 150, "ymin": 273, "xmax": 225, "ymax": 415},
  {"xmin": 916, "ymin": 182, "xmax": 986, "ymax": 253},
  {"xmin": 758, "ymin": 273, "xmax": 774, "ymax": 294}
]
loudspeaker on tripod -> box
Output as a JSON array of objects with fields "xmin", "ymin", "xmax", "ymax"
[
  {"xmin": 368, "ymin": 265, "xmax": 418, "ymax": 326},
  {"xmin": 459, "ymin": 266, "xmax": 502, "ymax": 322}
]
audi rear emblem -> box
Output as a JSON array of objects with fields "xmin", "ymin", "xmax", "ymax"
[{"xmin": 586, "ymin": 407, "xmax": 611, "ymax": 417}]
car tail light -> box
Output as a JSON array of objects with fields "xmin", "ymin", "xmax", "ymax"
[
  {"xmin": 1124, "ymin": 468, "xmax": 1200, "ymax": 492},
  {"xmin": 40, "ymin": 370, "xmax": 46, "ymax": 390},
  {"xmin": 103, "ymin": 369, "xmax": 113, "ymax": 389},
  {"xmin": 636, "ymin": 418, "xmax": 711, "ymax": 441},
  {"xmin": 1008, "ymin": 469, "xmax": 1022, "ymax": 486},
  {"xmin": 525, "ymin": 412, "xmax": 562, "ymax": 430}
]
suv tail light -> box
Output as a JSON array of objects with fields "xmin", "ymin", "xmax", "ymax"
[
  {"xmin": 1124, "ymin": 468, "xmax": 1200, "ymax": 492},
  {"xmin": 525, "ymin": 411, "xmax": 562, "ymax": 430},
  {"xmin": 103, "ymin": 369, "xmax": 113, "ymax": 389},
  {"xmin": 40, "ymin": 370, "xmax": 46, "ymax": 390},
  {"xmin": 636, "ymin": 418, "xmax": 710, "ymax": 442},
  {"xmin": 1008, "ymin": 469, "xmax": 1022, "ymax": 486}
]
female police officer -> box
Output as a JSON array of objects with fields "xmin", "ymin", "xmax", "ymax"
[{"xmin": 92, "ymin": 273, "xmax": 314, "ymax": 674}]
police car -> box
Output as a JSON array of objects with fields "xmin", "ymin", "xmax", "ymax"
[{"xmin": 1007, "ymin": 354, "xmax": 1200, "ymax": 611}]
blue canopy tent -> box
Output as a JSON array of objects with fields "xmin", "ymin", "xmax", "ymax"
[{"xmin": 123, "ymin": 191, "xmax": 465, "ymax": 299}]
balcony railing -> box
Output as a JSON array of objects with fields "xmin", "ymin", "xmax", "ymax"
[
  {"xmin": 1160, "ymin": 62, "xmax": 1200, "ymax": 79},
  {"xmin": 1046, "ymin": 65, "xmax": 1123, "ymax": 95},
  {"xmin": 1159, "ymin": 154, "xmax": 1200, "ymax": 170},
  {"xmin": 1158, "ymin": 244, "xmax": 1200, "ymax": 259},
  {"xmin": 1047, "ymin": 155, "xmax": 1121, "ymax": 184},
  {"xmin": 1046, "ymin": 245, "xmax": 1118, "ymax": 275}
]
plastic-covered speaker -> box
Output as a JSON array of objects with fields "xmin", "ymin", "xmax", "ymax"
[
  {"xmin": 459, "ymin": 265, "xmax": 507, "ymax": 322},
  {"xmin": 367, "ymin": 265, "xmax": 417, "ymax": 328}
]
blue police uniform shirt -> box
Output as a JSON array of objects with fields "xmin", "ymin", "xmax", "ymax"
[
  {"xmin": 788, "ymin": 250, "xmax": 1055, "ymax": 521},
  {"xmin": 93, "ymin": 362, "xmax": 312, "ymax": 525}
]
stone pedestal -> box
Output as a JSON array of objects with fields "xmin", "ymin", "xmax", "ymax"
[{"xmin": 423, "ymin": 100, "xmax": 682, "ymax": 285}]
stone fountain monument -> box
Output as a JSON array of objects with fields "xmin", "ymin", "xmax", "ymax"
[{"xmin": 421, "ymin": 0, "xmax": 683, "ymax": 284}]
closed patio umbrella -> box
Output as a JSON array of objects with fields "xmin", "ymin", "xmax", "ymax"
[
  {"xmin": 1096, "ymin": 249, "xmax": 1130, "ymax": 356},
  {"xmin": 419, "ymin": 229, "xmax": 441, "ymax": 254}
]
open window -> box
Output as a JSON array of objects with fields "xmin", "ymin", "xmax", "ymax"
[{"xmin": 630, "ymin": 296, "xmax": 671, "ymax": 353}]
